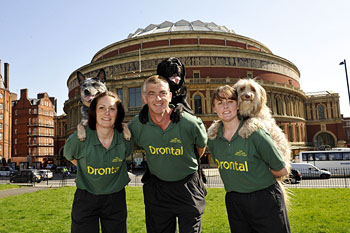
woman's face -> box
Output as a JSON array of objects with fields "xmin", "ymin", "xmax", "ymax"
[
  {"xmin": 213, "ymin": 96, "xmax": 239, "ymax": 123},
  {"xmin": 95, "ymin": 95, "xmax": 118, "ymax": 129}
]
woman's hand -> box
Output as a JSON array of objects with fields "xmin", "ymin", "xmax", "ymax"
[{"xmin": 270, "ymin": 166, "xmax": 288, "ymax": 178}]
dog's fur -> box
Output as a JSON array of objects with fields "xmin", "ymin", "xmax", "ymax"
[
  {"xmin": 208, "ymin": 79, "xmax": 291, "ymax": 203},
  {"xmin": 76, "ymin": 69, "xmax": 130, "ymax": 141}
]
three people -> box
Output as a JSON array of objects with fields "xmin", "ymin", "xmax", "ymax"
[
  {"xmin": 64, "ymin": 70, "xmax": 291, "ymax": 232},
  {"xmin": 208, "ymin": 85, "xmax": 290, "ymax": 233},
  {"xmin": 64, "ymin": 91, "xmax": 133, "ymax": 233},
  {"xmin": 128, "ymin": 75, "xmax": 208, "ymax": 233}
]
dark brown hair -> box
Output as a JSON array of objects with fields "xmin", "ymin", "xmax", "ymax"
[
  {"xmin": 88, "ymin": 91, "xmax": 125, "ymax": 133},
  {"xmin": 211, "ymin": 85, "xmax": 237, "ymax": 107}
]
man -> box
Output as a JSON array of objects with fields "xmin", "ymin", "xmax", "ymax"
[{"xmin": 129, "ymin": 75, "xmax": 208, "ymax": 233}]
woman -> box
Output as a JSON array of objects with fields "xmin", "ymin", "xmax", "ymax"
[
  {"xmin": 64, "ymin": 91, "xmax": 133, "ymax": 233},
  {"xmin": 207, "ymin": 85, "xmax": 290, "ymax": 233}
]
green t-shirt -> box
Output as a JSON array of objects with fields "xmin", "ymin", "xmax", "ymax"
[
  {"xmin": 208, "ymin": 120, "xmax": 285, "ymax": 193},
  {"xmin": 63, "ymin": 127, "xmax": 134, "ymax": 195},
  {"xmin": 129, "ymin": 112, "xmax": 207, "ymax": 182}
]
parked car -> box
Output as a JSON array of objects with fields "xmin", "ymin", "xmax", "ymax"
[
  {"xmin": 10, "ymin": 169, "xmax": 42, "ymax": 183},
  {"xmin": 0, "ymin": 166, "xmax": 16, "ymax": 177},
  {"xmin": 285, "ymin": 168, "xmax": 302, "ymax": 184},
  {"xmin": 38, "ymin": 169, "xmax": 53, "ymax": 180},
  {"xmin": 291, "ymin": 163, "xmax": 331, "ymax": 179}
]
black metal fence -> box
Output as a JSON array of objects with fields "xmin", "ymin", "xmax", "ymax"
[{"xmin": 1, "ymin": 168, "xmax": 349, "ymax": 188}]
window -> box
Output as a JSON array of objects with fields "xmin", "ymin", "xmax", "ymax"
[
  {"xmin": 129, "ymin": 87, "xmax": 141, "ymax": 107},
  {"xmin": 29, "ymin": 109, "xmax": 31, "ymax": 114},
  {"xmin": 0, "ymin": 93, "xmax": 3, "ymax": 98},
  {"xmin": 247, "ymin": 71, "xmax": 253, "ymax": 79},
  {"xmin": 15, "ymin": 129, "xmax": 17, "ymax": 135},
  {"xmin": 15, "ymin": 138, "xmax": 17, "ymax": 144},
  {"xmin": 0, "ymin": 123, "xmax": 2, "ymax": 129},
  {"xmin": 15, "ymin": 119, "xmax": 17, "ymax": 125},
  {"xmin": 318, "ymin": 105, "xmax": 325, "ymax": 120},
  {"xmin": 15, "ymin": 110, "xmax": 18, "ymax": 115},
  {"xmin": 193, "ymin": 71, "xmax": 200, "ymax": 79},
  {"xmin": 0, "ymin": 133, "xmax": 3, "ymax": 140},
  {"xmin": 34, "ymin": 109, "xmax": 37, "ymax": 114},
  {"xmin": 0, "ymin": 104, "xmax": 3, "ymax": 109},
  {"xmin": 117, "ymin": 89, "xmax": 123, "ymax": 103},
  {"xmin": 194, "ymin": 95, "xmax": 202, "ymax": 114},
  {"xmin": 0, "ymin": 114, "xmax": 3, "ymax": 120}
]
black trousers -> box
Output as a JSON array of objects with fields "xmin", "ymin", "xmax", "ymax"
[
  {"xmin": 143, "ymin": 172, "xmax": 206, "ymax": 233},
  {"xmin": 225, "ymin": 182, "xmax": 290, "ymax": 233},
  {"xmin": 71, "ymin": 188, "xmax": 127, "ymax": 233}
]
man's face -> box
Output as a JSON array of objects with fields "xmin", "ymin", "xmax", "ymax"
[{"xmin": 142, "ymin": 81, "xmax": 172, "ymax": 115}]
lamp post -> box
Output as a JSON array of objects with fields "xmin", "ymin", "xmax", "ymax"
[{"xmin": 339, "ymin": 59, "xmax": 350, "ymax": 106}]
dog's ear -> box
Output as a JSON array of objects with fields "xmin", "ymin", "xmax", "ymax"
[
  {"xmin": 180, "ymin": 60, "xmax": 186, "ymax": 82},
  {"xmin": 97, "ymin": 69, "xmax": 106, "ymax": 82},
  {"xmin": 77, "ymin": 71, "xmax": 86, "ymax": 84}
]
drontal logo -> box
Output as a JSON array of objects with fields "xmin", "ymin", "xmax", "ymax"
[
  {"xmin": 235, "ymin": 150, "xmax": 247, "ymax": 157},
  {"xmin": 170, "ymin": 138, "xmax": 182, "ymax": 143},
  {"xmin": 112, "ymin": 157, "xmax": 122, "ymax": 162}
]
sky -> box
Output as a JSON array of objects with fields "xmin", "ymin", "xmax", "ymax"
[{"xmin": 1, "ymin": 0, "xmax": 350, "ymax": 116}]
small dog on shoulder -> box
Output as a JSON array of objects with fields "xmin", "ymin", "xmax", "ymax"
[{"xmin": 76, "ymin": 69, "xmax": 130, "ymax": 141}]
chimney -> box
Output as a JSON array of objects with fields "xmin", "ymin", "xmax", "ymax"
[
  {"xmin": 4, "ymin": 63, "xmax": 9, "ymax": 89},
  {"xmin": 20, "ymin": 89, "xmax": 28, "ymax": 100}
]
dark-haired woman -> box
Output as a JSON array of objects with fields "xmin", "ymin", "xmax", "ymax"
[
  {"xmin": 64, "ymin": 91, "xmax": 133, "ymax": 233},
  {"xmin": 207, "ymin": 85, "xmax": 290, "ymax": 233}
]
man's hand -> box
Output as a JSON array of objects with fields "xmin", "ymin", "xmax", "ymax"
[
  {"xmin": 196, "ymin": 146, "xmax": 206, "ymax": 158},
  {"xmin": 170, "ymin": 103, "xmax": 184, "ymax": 123},
  {"xmin": 71, "ymin": 159, "xmax": 78, "ymax": 166}
]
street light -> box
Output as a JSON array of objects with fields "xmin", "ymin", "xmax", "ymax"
[{"xmin": 339, "ymin": 59, "xmax": 350, "ymax": 106}]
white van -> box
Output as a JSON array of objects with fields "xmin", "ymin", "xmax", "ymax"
[{"xmin": 291, "ymin": 163, "xmax": 331, "ymax": 179}]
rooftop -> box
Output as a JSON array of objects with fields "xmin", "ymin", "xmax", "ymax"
[{"xmin": 127, "ymin": 19, "xmax": 235, "ymax": 38}]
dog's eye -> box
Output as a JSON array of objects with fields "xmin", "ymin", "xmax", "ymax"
[{"xmin": 251, "ymin": 87, "xmax": 256, "ymax": 92}]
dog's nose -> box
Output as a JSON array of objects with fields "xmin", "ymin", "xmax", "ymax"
[
  {"xmin": 245, "ymin": 94, "xmax": 251, "ymax": 99},
  {"xmin": 84, "ymin": 90, "xmax": 90, "ymax": 95}
]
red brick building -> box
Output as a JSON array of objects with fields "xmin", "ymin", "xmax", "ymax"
[
  {"xmin": 12, "ymin": 89, "xmax": 56, "ymax": 168},
  {"xmin": 0, "ymin": 61, "xmax": 14, "ymax": 165},
  {"xmin": 54, "ymin": 114, "xmax": 67, "ymax": 166},
  {"xmin": 305, "ymin": 91, "xmax": 345, "ymax": 149}
]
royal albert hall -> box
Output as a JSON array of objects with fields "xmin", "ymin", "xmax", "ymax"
[{"xmin": 64, "ymin": 20, "xmax": 327, "ymax": 165}]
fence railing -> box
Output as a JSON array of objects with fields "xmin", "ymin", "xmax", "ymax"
[{"xmin": 1, "ymin": 168, "xmax": 349, "ymax": 188}]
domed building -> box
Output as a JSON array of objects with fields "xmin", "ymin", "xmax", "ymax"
[{"xmin": 64, "ymin": 20, "xmax": 344, "ymax": 165}]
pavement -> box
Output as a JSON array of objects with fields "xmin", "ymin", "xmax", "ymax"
[{"xmin": 0, "ymin": 186, "xmax": 49, "ymax": 199}]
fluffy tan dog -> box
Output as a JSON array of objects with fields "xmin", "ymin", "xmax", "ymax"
[{"xmin": 208, "ymin": 79, "xmax": 291, "ymax": 203}]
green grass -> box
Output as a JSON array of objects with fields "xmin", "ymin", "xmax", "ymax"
[
  {"xmin": 0, "ymin": 184, "xmax": 21, "ymax": 190},
  {"xmin": 0, "ymin": 186, "xmax": 349, "ymax": 233}
]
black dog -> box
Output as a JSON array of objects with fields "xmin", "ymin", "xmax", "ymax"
[{"xmin": 139, "ymin": 57, "xmax": 192, "ymax": 124}]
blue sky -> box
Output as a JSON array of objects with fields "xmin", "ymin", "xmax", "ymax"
[{"xmin": 1, "ymin": 0, "xmax": 350, "ymax": 116}]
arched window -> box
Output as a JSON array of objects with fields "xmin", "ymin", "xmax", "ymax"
[
  {"xmin": 315, "ymin": 132, "xmax": 335, "ymax": 148},
  {"xmin": 276, "ymin": 96, "xmax": 282, "ymax": 115},
  {"xmin": 194, "ymin": 95, "xmax": 202, "ymax": 114},
  {"xmin": 318, "ymin": 105, "xmax": 325, "ymax": 120}
]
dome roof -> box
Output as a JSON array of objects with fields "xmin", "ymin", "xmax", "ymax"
[{"xmin": 127, "ymin": 19, "xmax": 235, "ymax": 38}]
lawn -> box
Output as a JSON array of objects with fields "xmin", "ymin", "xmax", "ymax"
[{"xmin": 0, "ymin": 186, "xmax": 349, "ymax": 233}]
